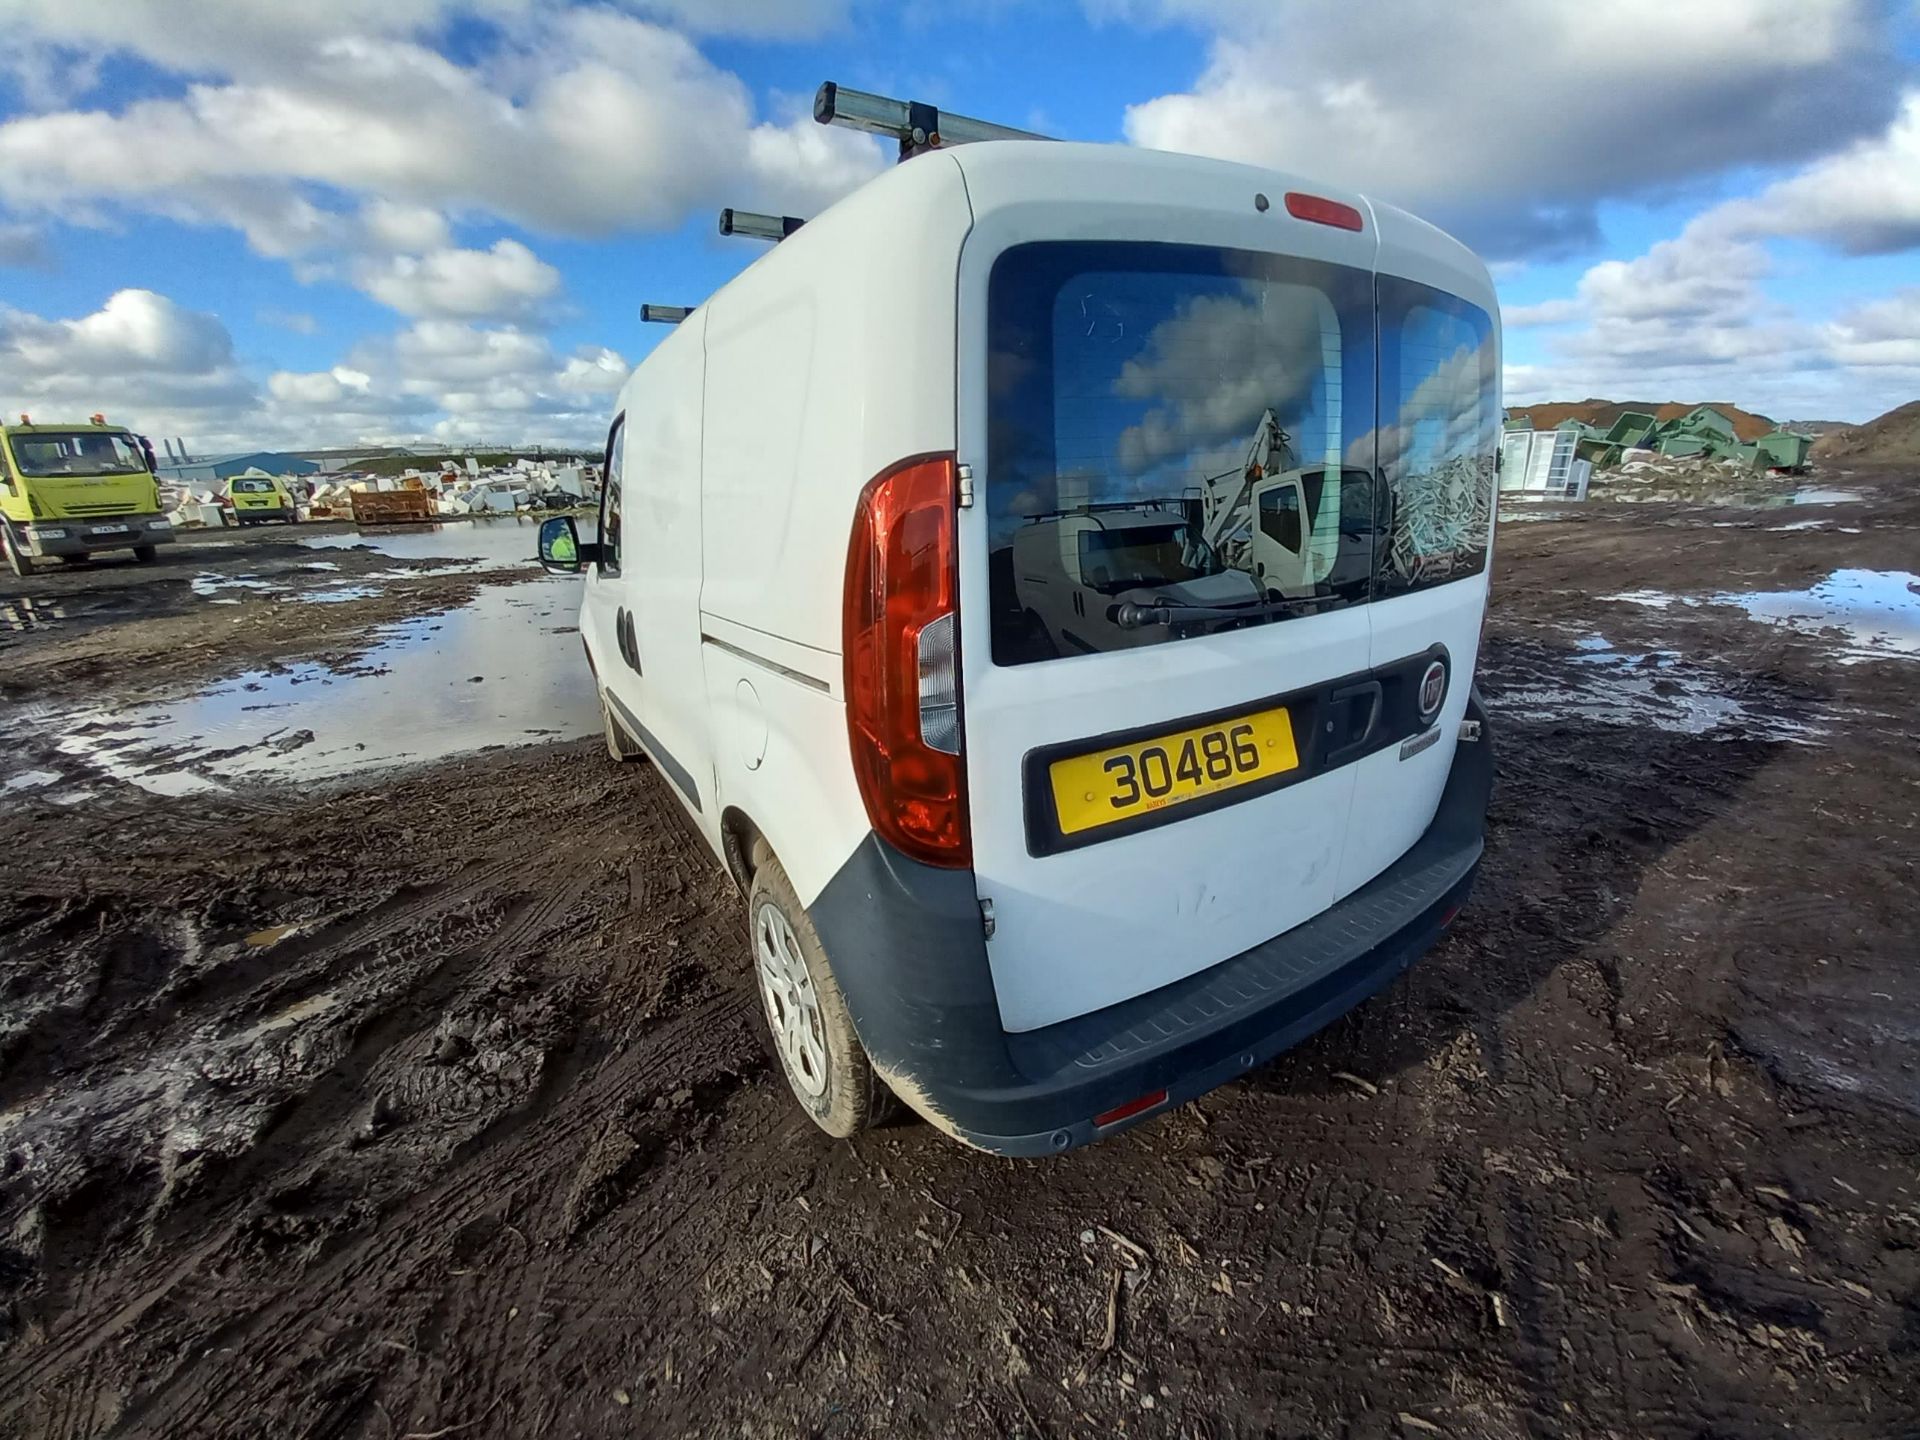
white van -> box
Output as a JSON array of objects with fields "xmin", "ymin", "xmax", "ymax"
[{"xmin": 541, "ymin": 134, "xmax": 1498, "ymax": 1155}]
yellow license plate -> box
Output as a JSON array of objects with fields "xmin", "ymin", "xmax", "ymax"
[{"xmin": 1048, "ymin": 706, "xmax": 1299, "ymax": 836}]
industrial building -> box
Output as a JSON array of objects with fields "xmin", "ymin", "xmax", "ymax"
[{"xmin": 154, "ymin": 450, "xmax": 321, "ymax": 486}]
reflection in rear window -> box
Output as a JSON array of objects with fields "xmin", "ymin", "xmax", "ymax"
[{"xmin": 983, "ymin": 242, "xmax": 1497, "ymax": 667}]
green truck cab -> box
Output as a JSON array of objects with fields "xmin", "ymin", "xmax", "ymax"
[{"xmin": 1, "ymin": 414, "xmax": 175, "ymax": 576}]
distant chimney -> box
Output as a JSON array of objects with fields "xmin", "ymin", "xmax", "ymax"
[
  {"xmin": 163, "ymin": 438, "xmax": 178, "ymax": 463},
  {"xmin": 175, "ymin": 437, "xmax": 190, "ymax": 463}
]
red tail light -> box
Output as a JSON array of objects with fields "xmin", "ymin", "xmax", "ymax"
[
  {"xmin": 843, "ymin": 454, "xmax": 970, "ymax": 867},
  {"xmin": 1284, "ymin": 192, "xmax": 1364, "ymax": 232}
]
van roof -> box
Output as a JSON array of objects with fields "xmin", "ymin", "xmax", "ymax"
[{"xmin": 697, "ymin": 139, "xmax": 1493, "ymax": 335}]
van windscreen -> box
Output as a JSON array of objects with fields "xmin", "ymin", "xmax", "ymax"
[{"xmin": 983, "ymin": 241, "xmax": 1497, "ymax": 666}]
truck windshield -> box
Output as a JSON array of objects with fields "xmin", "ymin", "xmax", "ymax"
[
  {"xmin": 8, "ymin": 431, "xmax": 147, "ymax": 478},
  {"xmin": 984, "ymin": 241, "xmax": 1497, "ymax": 666}
]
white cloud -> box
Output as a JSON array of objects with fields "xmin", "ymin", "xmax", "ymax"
[
  {"xmin": 556, "ymin": 347, "xmax": 631, "ymax": 396},
  {"xmin": 1703, "ymin": 92, "xmax": 1920, "ymax": 255},
  {"xmin": 3, "ymin": 288, "xmax": 234, "ymax": 375},
  {"xmin": 0, "ymin": 12, "xmax": 885, "ymax": 245},
  {"xmin": 356, "ymin": 239, "xmax": 561, "ymax": 321},
  {"xmin": 1502, "ymin": 299, "xmax": 1580, "ymax": 329},
  {"xmin": 1826, "ymin": 288, "xmax": 1920, "ymax": 367},
  {"xmin": 0, "ymin": 288, "xmax": 627, "ymax": 451},
  {"xmin": 1115, "ymin": 0, "xmax": 1903, "ymax": 258},
  {"xmin": 360, "ymin": 200, "xmax": 453, "ymax": 255},
  {"xmin": 0, "ymin": 289, "xmax": 257, "ymax": 430},
  {"xmin": 0, "ymin": 1, "xmax": 851, "ymax": 76}
]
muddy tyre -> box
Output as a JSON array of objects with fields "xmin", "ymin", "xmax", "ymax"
[
  {"xmin": 3, "ymin": 525, "xmax": 33, "ymax": 578},
  {"xmin": 747, "ymin": 843, "xmax": 895, "ymax": 1137},
  {"xmin": 133, "ymin": 544, "xmax": 158, "ymax": 564},
  {"xmin": 600, "ymin": 692, "xmax": 644, "ymax": 762}
]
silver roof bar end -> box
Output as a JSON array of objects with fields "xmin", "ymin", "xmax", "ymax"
[
  {"xmin": 718, "ymin": 208, "xmax": 806, "ymax": 242},
  {"xmin": 813, "ymin": 81, "xmax": 1051, "ymax": 161}
]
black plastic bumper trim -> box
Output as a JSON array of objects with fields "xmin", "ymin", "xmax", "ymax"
[{"xmin": 810, "ymin": 690, "xmax": 1494, "ymax": 1154}]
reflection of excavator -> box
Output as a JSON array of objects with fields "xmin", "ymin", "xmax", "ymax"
[{"xmin": 1192, "ymin": 408, "xmax": 1359, "ymax": 600}]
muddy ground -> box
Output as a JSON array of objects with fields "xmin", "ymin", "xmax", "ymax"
[{"xmin": 0, "ymin": 487, "xmax": 1915, "ymax": 1439}]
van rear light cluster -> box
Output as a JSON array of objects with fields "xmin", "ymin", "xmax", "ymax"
[{"xmin": 843, "ymin": 454, "xmax": 970, "ymax": 867}]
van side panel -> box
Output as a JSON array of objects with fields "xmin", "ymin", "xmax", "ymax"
[
  {"xmin": 616, "ymin": 313, "xmax": 720, "ymax": 850},
  {"xmin": 698, "ymin": 152, "xmax": 975, "ymax": 906}
]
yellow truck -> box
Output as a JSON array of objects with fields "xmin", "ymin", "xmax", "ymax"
[{"xmin": 1, "ymin": 414, "xmax": 174, "ymax": 576}]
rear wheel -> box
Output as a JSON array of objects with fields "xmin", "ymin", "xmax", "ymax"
[
  {"xmin": 748, "ymin": 843, "xmax": 895, "ymax": 1137},
  {"xmin": 133, "ymin": 544, "xmax": 158, "ymax": 564},
  {"xmin": 3, "ymin": 525, "xmax": 34, "ymax": 578}
]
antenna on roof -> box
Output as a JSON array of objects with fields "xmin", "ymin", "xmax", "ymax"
[
  {"xmin": 814, "ymin": 81, "xmax": 1051, "ymax": 161},
  {"xmin": 718, "ymin": 209, "xmax": 806, "ymax": 242},
  {"xmin": 641, "ymin": 304, "xmax": 693, "ymax": 325}
]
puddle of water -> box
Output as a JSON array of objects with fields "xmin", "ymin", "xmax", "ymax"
[
  {"xmin": 1790, "ymin": 488, "xmax": 1863, "ymax": 505},
  {"xmin": 1496, "ymin": 635, "xmax": 1817, "ymax": 741},
  {"xmin": 299, "ymin": 519, "xmax": 546, "ymax": 574},
  {"xmin": 297, "ymin": 585, "xmax": 381, "ymax": 605},
  {"xmin": 1497, "ymin": 509, "xmax": 1567, "ymax": 524},
  {"xmin": 1720, "ymin": 569, "xmax": 1920, "ymax": 664},
  {"xmin": 38, "ymin": 574, "xmax": 599, "ymax": 792},
  {"xmin": 4, "ymin": 769, "xmax": 60, "ymax": 792},
  {"xmin": 1609, "ymin": 570, "xmax": 1920, "ymax": 663},
  {"xmin": 1604, "ymin": 588, "xmax": 1677, "ymax": 609},
  {"xmin": 191, "ymin": 573, "xmax": 275, "ymax": 598}
]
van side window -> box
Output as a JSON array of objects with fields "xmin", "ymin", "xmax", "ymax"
[
  {"xmin": 1375, "ymin": 279, "xmax": 1498, "ymax": 595},
  {"xmin": 599, "ymin": 414, "xmax": 626, "ymax": 575}
]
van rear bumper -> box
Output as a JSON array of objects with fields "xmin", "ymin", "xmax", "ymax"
[
  {"xmin": 811, "ymin": 691, "xmax": 1494, "ymax": 1157},
  {"xmin": 20, "ymin": 516, "xmax": 174, "ymax": 556}
]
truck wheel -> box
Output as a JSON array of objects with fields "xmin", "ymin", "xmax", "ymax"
[
  {"xmin": 133, "ymin": 545, "xmax": 158, "ymax": 564},
  {"xmin": 3, "ymin": 526, "xmax": 33, "ymax": 578},
  {"xmin": 747, "ymin": 843, "xmax": 896, "ymax": 1137},
  {"xmin": 600, "ymin": 692, "xmax": 644, "ymax": 762}
]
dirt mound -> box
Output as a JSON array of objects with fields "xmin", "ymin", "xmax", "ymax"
[
  {"xmin": 1510, "ymin": 398, "xmax": 1777, "ymax": 442},
  {"xmin": 1814, "ymin": 399, "xmax": 1920, "ymax": 462}
]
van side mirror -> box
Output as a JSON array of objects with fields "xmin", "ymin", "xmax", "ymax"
[{"xmin": 538, "ymin": 515, "xmax": 600, "ymax": 573}]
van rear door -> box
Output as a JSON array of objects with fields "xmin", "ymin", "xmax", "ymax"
[{"xmin": 956, "ymin": 206, "xmax": 1386, "ymax": 1034}]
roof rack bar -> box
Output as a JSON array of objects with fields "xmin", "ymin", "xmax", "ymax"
[
  {"xmin": 814, "ymin": 81, "xmax": 1050, "ymax": 161},
  {"xmin": 718, "ymin": 208, "xmax": 806, "ymax": 242},
  {"xmin": 640, "ymin": 304, "xmax": 693, "ymax": 325}
]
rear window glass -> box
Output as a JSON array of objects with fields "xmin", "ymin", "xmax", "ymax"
[
  {"xmin": 983, "ymin": 242, "xmax": 1496, "ymax": 667},
  {"xmin": 1377, "ymin": 275, "xmax": 1499, "ymax": 596}
]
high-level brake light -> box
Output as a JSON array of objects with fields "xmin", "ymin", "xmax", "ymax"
[
  {"xmin": 1284, "ymin": 192, "xmax": 1365, "ymax": 232},
  {"xmin": 815, "ymin": 81, "xmax": 1050, "ymax": 160},
  {"xmin": 718, "ymin": 209, "xmax": 806, "ymax": 242}
]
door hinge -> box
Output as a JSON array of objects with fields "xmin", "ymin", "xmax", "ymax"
[
  {"xmin": 1459, "ymin": 719, "xmax": 1483, "ymax": 743},
  {"xmin": 956, "ymin": 463, "xmax": 975, "ymax": 509},
  {"xmin": 979, "ymin": 896, "xmax": 995, "ymax": 939}
]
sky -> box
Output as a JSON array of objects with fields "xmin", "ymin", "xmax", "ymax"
[{"xmin": 0, "ymin": 0, "xmax": 1915, "ymax": 454}]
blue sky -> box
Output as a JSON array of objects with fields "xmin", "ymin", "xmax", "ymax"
[{"xmin": 0, "ymin": 0, "xmax": 1916, "ymax": 452}]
